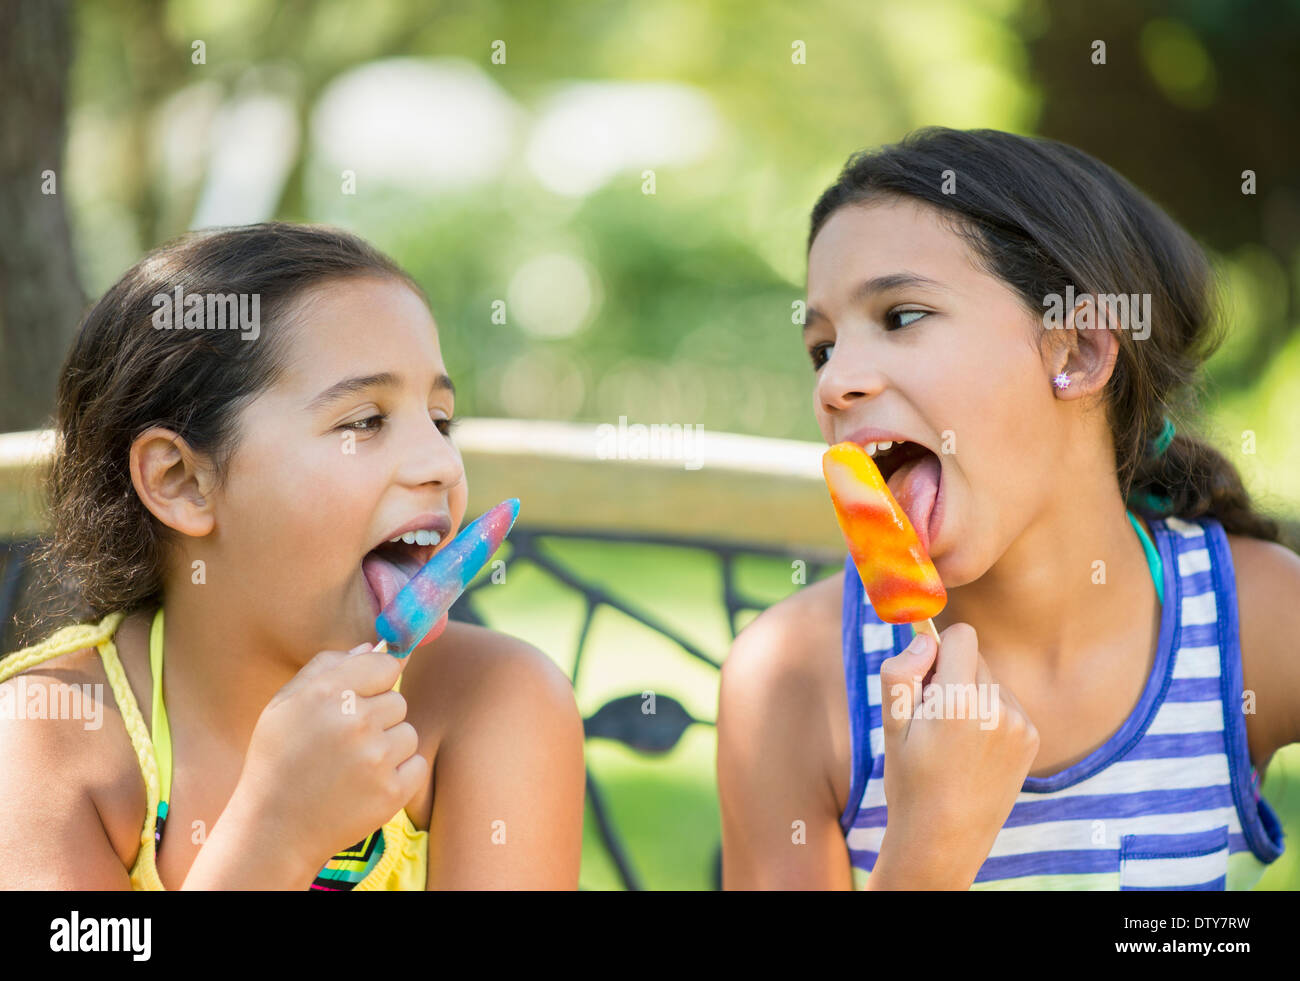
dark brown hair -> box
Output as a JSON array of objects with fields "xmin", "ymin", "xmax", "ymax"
[
  {"xmin": 38, "ymin": 221, "xmax": 425, "ymax": 621},
  {"xmin": 810, "ymin": 127, "xmax": 1281, "ymax": 543}
]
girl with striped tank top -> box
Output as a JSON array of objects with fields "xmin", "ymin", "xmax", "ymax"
[
  {"xmin": 0, "ymin": 223, "xmax": 584, "ymax": 890},
  {"xmin": 718, "ymin": 128, "xmax": 1299, "ymax": 890}
]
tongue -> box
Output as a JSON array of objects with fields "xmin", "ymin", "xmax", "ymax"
[
  {"xmin": 886, "ymin": 452, "xmax": 940, "ymax": 553},
  {"xmin": 362, "ymin": 551, "xmax": 417, "ymax": 612}
]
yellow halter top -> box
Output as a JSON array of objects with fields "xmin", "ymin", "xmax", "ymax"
[{"xmin": 0, "ymin": 608, "xmax": 427, "ymax": 890}]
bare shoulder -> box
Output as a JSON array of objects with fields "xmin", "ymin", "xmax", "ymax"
[
  {"xmin": 0, "ymin": 644, "xmax": 142, "ymax": 884},
  {"xmin": 720, "ymin": 570, "xmax": 849, "ymax": 805},
  {"xmin": 1226, "ymin": 533, "xmax": 1300, "ymax": 769},
  {"xmin": 723, "ymin": 570, "xmax": 845, "ymax": 698},
  {"xmin": 403, "ymin": 621, "xmax": 580, "ymax": 740},
  {"xmin": 717, "ymin": 571, "xmax": 856, "ymax": 887},
  {"xmin": 406, "ymin": 622, "xmax": 584, "ymax": 887}
]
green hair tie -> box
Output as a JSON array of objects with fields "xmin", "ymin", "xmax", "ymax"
[
  {"xmin": 1130, "ymin": 490, "xmax": 1173, "ymax": 514},
  {"xmin": 1150, "ymin": 417, "xmax": 1176, "ymax": 458},
  {"xmin": 1127, "ymin": 418, "xmax": 1177, "ymax": 515}
]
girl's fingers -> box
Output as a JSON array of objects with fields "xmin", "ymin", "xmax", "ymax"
[
  {"xmin": 330, "ymin": 649, "xmax": 405, "ymax": 697},
  {"xmin": 879, "ymin": 633, "xmax": 937, "ymax": 740},
  {"xmin": 930, "ymin": 622, "xmax": 978, "ymax": 687},
  {"xmin": 367, "ymin": 689, "xmax": 409, "ymax": 731}
]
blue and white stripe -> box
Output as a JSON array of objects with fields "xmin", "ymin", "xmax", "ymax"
[{"xmin": 839, "ymin": 514, "xmax": 1285, "ymax": 890}]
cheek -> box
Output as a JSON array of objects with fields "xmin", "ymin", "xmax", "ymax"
[
  {"xmin": 959, "ymin": 351, "xmax": 1055, "ymax": 502},
  {"xmin": 222, "ymin": 430, "xmax": 365, "ymax": 560},
  {"xmin": 812, "ymin": 387, "xmax": 834, "ymax": 442},
  {"xmin": 449, "ymin": 449, "xmax": 469, "ymax": 527}
]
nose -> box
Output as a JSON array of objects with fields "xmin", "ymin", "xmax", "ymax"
[
  {"xmin": 396, "ymin": 412, "xmax": 465, "ymax": 491},
  {"xmin": 816, "ymin": 333, "xmax": 887, "ymax": 415}
]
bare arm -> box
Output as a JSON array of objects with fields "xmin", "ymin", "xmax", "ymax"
[
  {"xmin": 425, "ymin": 634, "xmax": 585, "ymax": 889},
  {"xmin": 717, "ymin": 585, "xmax": 853, "ymax": 890},
  {"xmin": 1230, "ymin": 534, "xmax": 1300, "ymax": 772}
]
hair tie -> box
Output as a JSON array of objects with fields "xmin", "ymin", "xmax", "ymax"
[
  {"xmin": 1130, "ymin": 490, "xmax": 1173, "ymax": 514},
  {"xmin": 1150, "ymin": 416, "xmax": 1175, "ymax": 459}
]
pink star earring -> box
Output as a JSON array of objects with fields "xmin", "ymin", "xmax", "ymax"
[{"xmin": 1053, "ymin": 372, "xmax": 1071, "ymax": 391}]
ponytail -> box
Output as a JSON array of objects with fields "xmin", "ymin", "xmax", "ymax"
[{"xmin": 1126, "ymin": 422, "xmax": 1281, "ymax": 543}]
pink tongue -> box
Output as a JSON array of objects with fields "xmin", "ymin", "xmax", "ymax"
[
  {"xmin": 886, "ymin": 452, "xmax": 940, "ymax": 553},
  {"xmin": 361, "ymin": 552, "xmax": 416, "ymax": 613}
]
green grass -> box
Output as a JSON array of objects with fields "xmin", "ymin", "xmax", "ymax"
[{"xmin": 469, "ymin": 539, "xmax": 1300, "ymax": 890}]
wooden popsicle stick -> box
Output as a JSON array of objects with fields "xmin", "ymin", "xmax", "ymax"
[{"xmin": 911, "ymin": 618, "xmax": 941, "ymax": 645}]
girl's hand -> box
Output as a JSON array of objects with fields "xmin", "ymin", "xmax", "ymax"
[
  {"xmin": 871, "ymin": 623, "xmax": 1039, "ymax": 889},
  {"xmin": 232, "ymin": 643, "xmax": 430, "ymax": 874}
]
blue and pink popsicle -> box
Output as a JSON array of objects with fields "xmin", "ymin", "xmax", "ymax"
[{"xmin": 372, "ymin": 498, "xmax": 520, "ymax": 657}]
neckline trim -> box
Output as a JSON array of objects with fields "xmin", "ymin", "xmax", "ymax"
[
  {"xmin": 142, "ymin": 605, "xmax": 424, "ymax": 870},
  {"xmin": 148, "ymin": 607, "xmax": 173, "ymax": 844},
  {"xmin": 1017, "ymin": 516, "xmax": 1179, "ymax": 792}
]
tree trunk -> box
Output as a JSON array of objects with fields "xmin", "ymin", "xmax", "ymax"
[{"xmin": 0, "ymin": 0, "xmax": 84, "ymax": 432}]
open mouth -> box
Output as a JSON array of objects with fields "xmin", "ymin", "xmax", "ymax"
[
  {"xmin": 865, "ymin": 439, "xmax": 943, "ymax": 553},
  {"xmin": 361, "ymin": 534, "xmax": 444, "ymax": 615}
]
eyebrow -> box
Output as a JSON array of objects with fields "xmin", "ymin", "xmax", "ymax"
[
  {"xmin": 803, "ymin": 273, "xmax": 946, "ymax": 331},
  {"xmin": 306, "ymin": 371, "xmax": 456, "ymax": 411}
]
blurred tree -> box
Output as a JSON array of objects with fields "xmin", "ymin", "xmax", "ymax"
[
  {"xmin": 0, "ymin": 0, "xmax": 84, "ymax": 431},
  {"xmin": 1025, "ymin": 0, "xmax": 1300, "ymax": 386}
]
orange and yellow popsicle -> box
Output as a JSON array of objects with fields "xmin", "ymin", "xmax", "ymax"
[{"xmin": 823, "ymin": 441, "xmax": 945, "ymax": 638}]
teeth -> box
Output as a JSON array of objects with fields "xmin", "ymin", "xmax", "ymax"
[
  {"xmin": 864, "ymin": 439, "xmax": 904, "ymax": 458},
  {"xmin": 387, "ymin": 529, "xmax": 443, "ymax": 546}
]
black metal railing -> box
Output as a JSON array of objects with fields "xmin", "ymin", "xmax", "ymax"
[{"xmin": 447, "ymin": 525, "xmax": 840, "ymax": 890}]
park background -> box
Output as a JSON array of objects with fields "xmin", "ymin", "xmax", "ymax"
[{"xmin": 1, "ymin": 0, "xmax": 1298, "ymax": 889}]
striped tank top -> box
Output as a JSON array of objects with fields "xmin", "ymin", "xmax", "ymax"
[{"xmin": 839, "ymin": 514, "xmax": 1285, "ymax": 889}]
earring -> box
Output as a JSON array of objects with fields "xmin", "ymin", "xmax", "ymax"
[{"xmin": 1053, "ymin": 372, "xmax": 1071, "ymax": 391}]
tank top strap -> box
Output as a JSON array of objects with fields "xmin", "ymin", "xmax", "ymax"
[
  {"xmin": 838, "ymin": 555, "xmax": 907, "ymax": 834},
  {"xmin": 0, "ymin": 610, "xmax": 165, "ymax": 889},
  {"xmin": 1160, "ymin": 514, "xmax": 1285, "ymax": 871},
  {"xmin": 147, "ymin": 607, "xmax": 173, "ymax": 849},
  {"xmin": 0, "ymin": 610, "xmax": 126, "ymax": 683}
]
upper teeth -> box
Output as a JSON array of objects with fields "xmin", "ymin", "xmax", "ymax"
[
  {"xmin": 865, "ymin": 440, "xmax": 895, "ymax": 457},
  {"xmin": 389, "ymin": 529, "xmax": 443, "ymax": 546}
]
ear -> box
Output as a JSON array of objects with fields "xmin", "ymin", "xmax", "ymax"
[
  {"xmin": 129, "ymin": 427, "xmax": 217, "ymax": 538},
  {"xmin": 1050, "ymin": 296, "xmax": 1120, "ymax": 401}
]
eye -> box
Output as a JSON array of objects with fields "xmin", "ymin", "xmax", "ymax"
[
  {"xmin": 809, "ymin": 342, "xmax": 833, "ymax": 370},
  {"xmin": 435, "ymin": 415, "xmax": 458, "ymax": 437},
  {"xmin": 341, "ymin": 414, "xmax": 385, "ymax": 433},
  {"xmin": 886, "ymin": 308, "xmax": 929, "ymax": 330}
]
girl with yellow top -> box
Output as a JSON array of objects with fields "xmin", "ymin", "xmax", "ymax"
[{"xmin": 0, "ymin": 222, "xmax": 585, "ymax": 890}]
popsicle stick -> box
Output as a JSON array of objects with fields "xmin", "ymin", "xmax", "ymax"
[{"xmin": 910, "ymin": 619, "xmax": 941, "ymax": 645}]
